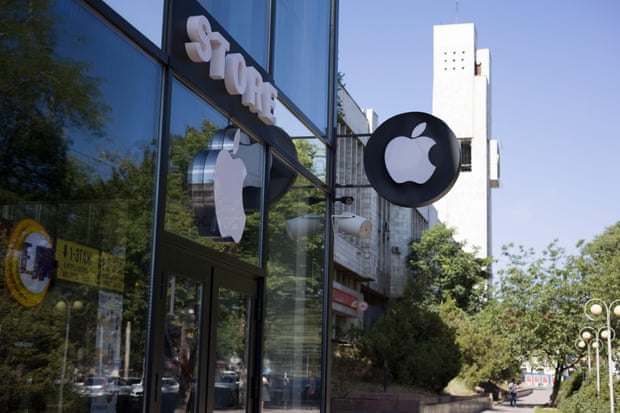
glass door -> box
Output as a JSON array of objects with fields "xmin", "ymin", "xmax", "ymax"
[
  {"xmin": 211, "ymin": 279, "xmax": 255, "ymax": 412},
  {"xmin": 156, "ymin": 240, "xmax": 259, "ymax": 413},
  {"xmin": 161, "ymin": 272, "xmax": 203, "ymax": 413}
]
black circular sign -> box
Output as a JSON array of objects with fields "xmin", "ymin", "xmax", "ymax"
[{"xmin": 363, "ymin": 112, "xmax": 461, "ymax": 208}]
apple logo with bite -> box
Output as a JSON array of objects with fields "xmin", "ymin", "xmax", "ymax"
[
  {"xmin": 364, "ymin": 112, "xmax": 460, "ymax": 208},
  {"xmin": 384, "ymin": 122, "xmax": 436, "ymax": 184},
  {"xmin": 213, "ymin": 129, "xmax": 247, "ymax": 243},
  {"xmin": 189, "ymin": 127, "xmax": 248, "ymax": 242}
]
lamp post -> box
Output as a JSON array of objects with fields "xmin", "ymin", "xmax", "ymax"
[
  {"xmin": 56, "ymin": 296, "xmax": 84, "ymax": 413},
  {"xmin": 577, "ymin": 326, "xmax": 602, "ymax": 394},
  {"xmin": 584, "ymin": 298, "xmax": 620, "ymax": 413}
]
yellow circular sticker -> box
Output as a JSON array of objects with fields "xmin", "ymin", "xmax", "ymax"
[{"xmin": 4, "ymin": 219, "xmax": 54, "ymax": 307}]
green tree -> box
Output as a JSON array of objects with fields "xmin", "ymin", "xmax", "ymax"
[
  {"xmin": 494, "ymin": 241, "xmax": 586, "ymax": 406},
  {"xmin": 406, "ymin": 224, "xmax": 491, "ymax": 314},
  {"xmin": 440, "ymin": 297, "xmax": 518, "ymax": 387},
  {"xmin": 360, "ymin": 300, "xmax": 461, "ymax": 393},
  {"xmin": 579, "ymin": 221, "xmax": 620, "ymax": 302}
]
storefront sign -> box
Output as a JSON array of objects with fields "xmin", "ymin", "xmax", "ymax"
[
  {"xmin": 4, "ymin": 219, "xmax": 54, "ymax": 307},
  {"xmin": 363, "ymin": 112, "xmax": 461, "ymax": 208},
  {"xmin": 100, "ymin": 251, "xmax": 125, "ymax": 293},
  {"xmin": 333, "ymin": 287, "xmax": 367, "ymax": 311},
  {"xmin": 56, "ymin": 238, "xmax": 99, "ymax": 287},
  {"xmin": 185, "ymin": 15, "xmax": 277, "ymax": 125},
  {"xmin": 189, "ymin": 127, "xmax": 248, "ymax": 242},
  {"xmin": 189, "ymin": 127, "xmax": 297, "ymax": 243},
  {"xmin": 96, "ymin": 291, "xmax": 123, "ymax": 377}
]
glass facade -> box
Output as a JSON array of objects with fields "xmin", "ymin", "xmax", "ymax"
[
  {"xmin": 265, "ymin": 171, "xmax": 326, "ymax": 409},
  {"xmin": 0, "ymin": 0, "xmax": 335, "ymax": 412},
  {"xmin": 1, "ymin": 0, "xmax": 160, "ymax": 411},
  {"xmin": 165, "ymin": 79, "xmax": 264, "ymax": 266},
  {"xmin": 200, "ymin": 0, "xmax": 270, "ymax": 68},
  {"xmin": 274, "ymin": 1, "xmax": 331, "ymax": 134}
]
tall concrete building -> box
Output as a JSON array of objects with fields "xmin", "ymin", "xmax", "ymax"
[{"xmin": 432, "ymin": 23, "xmax": 500, "ymax": 259}]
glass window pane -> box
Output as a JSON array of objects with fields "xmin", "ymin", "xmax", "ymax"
[
  {"xmin": 162, "ymin": 275, "xmax": 201, "ymax": 413},
  {"xmin": 277, "ymin": 103, "xmax": 328, "ymax": 183},
  {"xmin": 0, "ymin": 0, "xmax": 160, "ymax": 411},
  {"xmin": 166, "ymin": 79, "xmax": 263, "ymax": 266},
  {"xmin": 214, "ymin": 288, "xmax": 251, "ymax": 411},
  {"xmin": 102, "ymin": 0, "xmax": 164, "ymax": 47},
  {"xmin": 200, "ymin": 0, "xmax": 270, "ymax": 68},
  {"xmin": 274, "ymin": 0, "xmax": 330, "ymax": 133},
  {"xmin": 265, "ymin": 171, "xmax": 325, "ymax": 411}
]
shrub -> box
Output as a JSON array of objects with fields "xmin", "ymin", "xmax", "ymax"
[
  {"xmin": 557, "ymin": 373, "xmax": 612, "ymax": 413},
  {"xmin": 359, "ymin": 303, "xmax": 461, "ymax": 393}
]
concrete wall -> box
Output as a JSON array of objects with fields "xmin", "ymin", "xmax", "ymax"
[{"xmin": 331, "ymin": 392, "xmax": 491, "ymax": 413}]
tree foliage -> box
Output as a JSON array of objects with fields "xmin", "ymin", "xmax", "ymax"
[
  {"xmin": 0, "ymin": 0, "xmax": 108, "ymax": 201},
  {"xmin": 406, "ymin": 224, "xmax": 490, "ymax": 314},
  {"xmin": 441, "ymin": 297, "xmax": 518, "ymax": 387},
  {"xmin": 360, "ymin": 300, "xmax": 461, "ymax": 393},
  {"xmin": 579, "ymin": 221, "xmax": 620, "ymax": 302},
  {"xmin": 494, "ymin": 241, "xmax": 586, "ymax": 406}
]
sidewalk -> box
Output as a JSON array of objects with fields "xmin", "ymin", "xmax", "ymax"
[{"xmin": 479, "ymin": 388, "xmax": 552, "ymax": 412}]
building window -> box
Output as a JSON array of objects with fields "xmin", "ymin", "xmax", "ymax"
[
  {"xmin": 274, "ymin": 0, "xmax": 330, "ymax": 132},
  {"xmin": 460, "ymin": 138, "xmax": 472, "ymax": 172}
]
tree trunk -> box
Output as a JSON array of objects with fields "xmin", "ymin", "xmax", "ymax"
[{"xmin": 549, "ymin": 359, "xmax": 564, "ymax": 406}]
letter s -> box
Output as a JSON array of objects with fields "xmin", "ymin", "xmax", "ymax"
[{"xmin": 185, "ymin": 15, "xmax": 212, "ymax": 62}]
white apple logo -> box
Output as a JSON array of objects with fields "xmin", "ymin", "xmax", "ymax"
[
  {"xmin": 384, "ymin": 122, "xmax": 437, "ymax": 184},
  {"xmin": 213, "ymin": 129, "xmax": 248, "ymax": 243}
]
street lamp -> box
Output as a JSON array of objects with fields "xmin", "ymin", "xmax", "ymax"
[
  {"xmin": 56, "ymin": 295, "xmax": 84, "ymax": 413},
  {"xmin": 584, "ymin": 298, "xmax": 620, "ymax": 413},
  {"xmin": 577, "ymin": 326, "xmax": 602, "ymax": 395}
]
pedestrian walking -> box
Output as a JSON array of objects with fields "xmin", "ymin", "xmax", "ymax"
[{"xmin": 508, "ymin": 378, "xmax": 518, "ymax": 407}]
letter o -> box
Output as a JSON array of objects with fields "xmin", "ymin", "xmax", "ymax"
[{"xmin": 224, "ymin": 53, "xmax": 248, "ymax": 95}]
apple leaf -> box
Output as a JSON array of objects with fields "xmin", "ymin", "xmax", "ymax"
[{"xmin": 411, "ymin": 122, "xmax": 427, "ymax": 138}]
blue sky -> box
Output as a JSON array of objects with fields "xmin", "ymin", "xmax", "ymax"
[{"xmin": 338, "ymin": 0, "xmax": 620, "ymax": 261}]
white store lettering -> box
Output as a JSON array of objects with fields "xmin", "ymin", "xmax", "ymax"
[{"xmin": 185, "ymin": 15, "xmax": 277, "ymax": 125}]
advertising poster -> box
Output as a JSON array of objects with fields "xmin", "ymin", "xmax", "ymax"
[{"xmin": 96, "ymin": 290, "xmax": 123, "ymax": 377}]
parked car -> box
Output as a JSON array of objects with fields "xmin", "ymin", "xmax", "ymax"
[
  {"xmin": 130, "ymin": 377, "xmax": 180, "ymax": 397},
  {"xmin": 129, "ymin": 378, "xmax": 144, "ymax": 398},
  {"xmin": 215, "ymin": 374, "xmax": 240, "ymax": 408},
  {"xmin": 161, "ymin": 377, "xmax": 180, "ymax": 394},
  {"xmin": 117, "ymin": 377, "xmax": 142, "ymax": 395},
  {"xmin": 78, "ymin": 377, "xmax": 109, "ymax": 397}
]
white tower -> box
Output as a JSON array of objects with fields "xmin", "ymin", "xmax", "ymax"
[{"xmin": 432, "ymin": 23, "xmax": 500, "ymax": 259}]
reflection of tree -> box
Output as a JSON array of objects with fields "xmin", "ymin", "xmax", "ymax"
[
  {"xmin": 265, "ymin": 154, "xmax": 325, "ymax": 381},
  {"xmin": 216, "ymin": 290, "xmax": 248, "ymax": 371},
  {"xmin": 0, "ymin": 0, "xmax": 108, "ymax": 201},
  {"xmin": 264, "ymin": 262, "xmax": 323, "ymax": 377},
  {"xmin": 0, "ymin": 1, "xmax": 153, "ymax": 410},
  {"xmin": 0, "ymin": 299, "xmax": 61, "ymax": 412}
]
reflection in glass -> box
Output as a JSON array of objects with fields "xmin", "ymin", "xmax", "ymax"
[
  {"xmin": 214, "ymin": 288, "xmax": 251, "ymax": 412},
  {"xmin": 102, "ymin": 0, "xmax": 164, "ymax": 47},
  {"xmin": 166, "ymin": 80, "xmax": 263, "ymax": 265},
  {"xmin": 274, "ymin": 0, "xmax": 330, "ymax": 133},
  {"xmin": 0, "ymin": 0, "xmax": 158, "ymax": 411},
  {"xmin": 201, "ymin": 0, "xmax": 270, "ymax": 68},
  {"xmin": 277, "ymin": 102, "xmax": 328, "ymax": 182},
  {"xmin": 265, "ymin": 170, "xmax": 325, "ymax": 412},
  {"xmin": 163, "ymin": 275, "xmax": 201, "ymax": 413}
]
